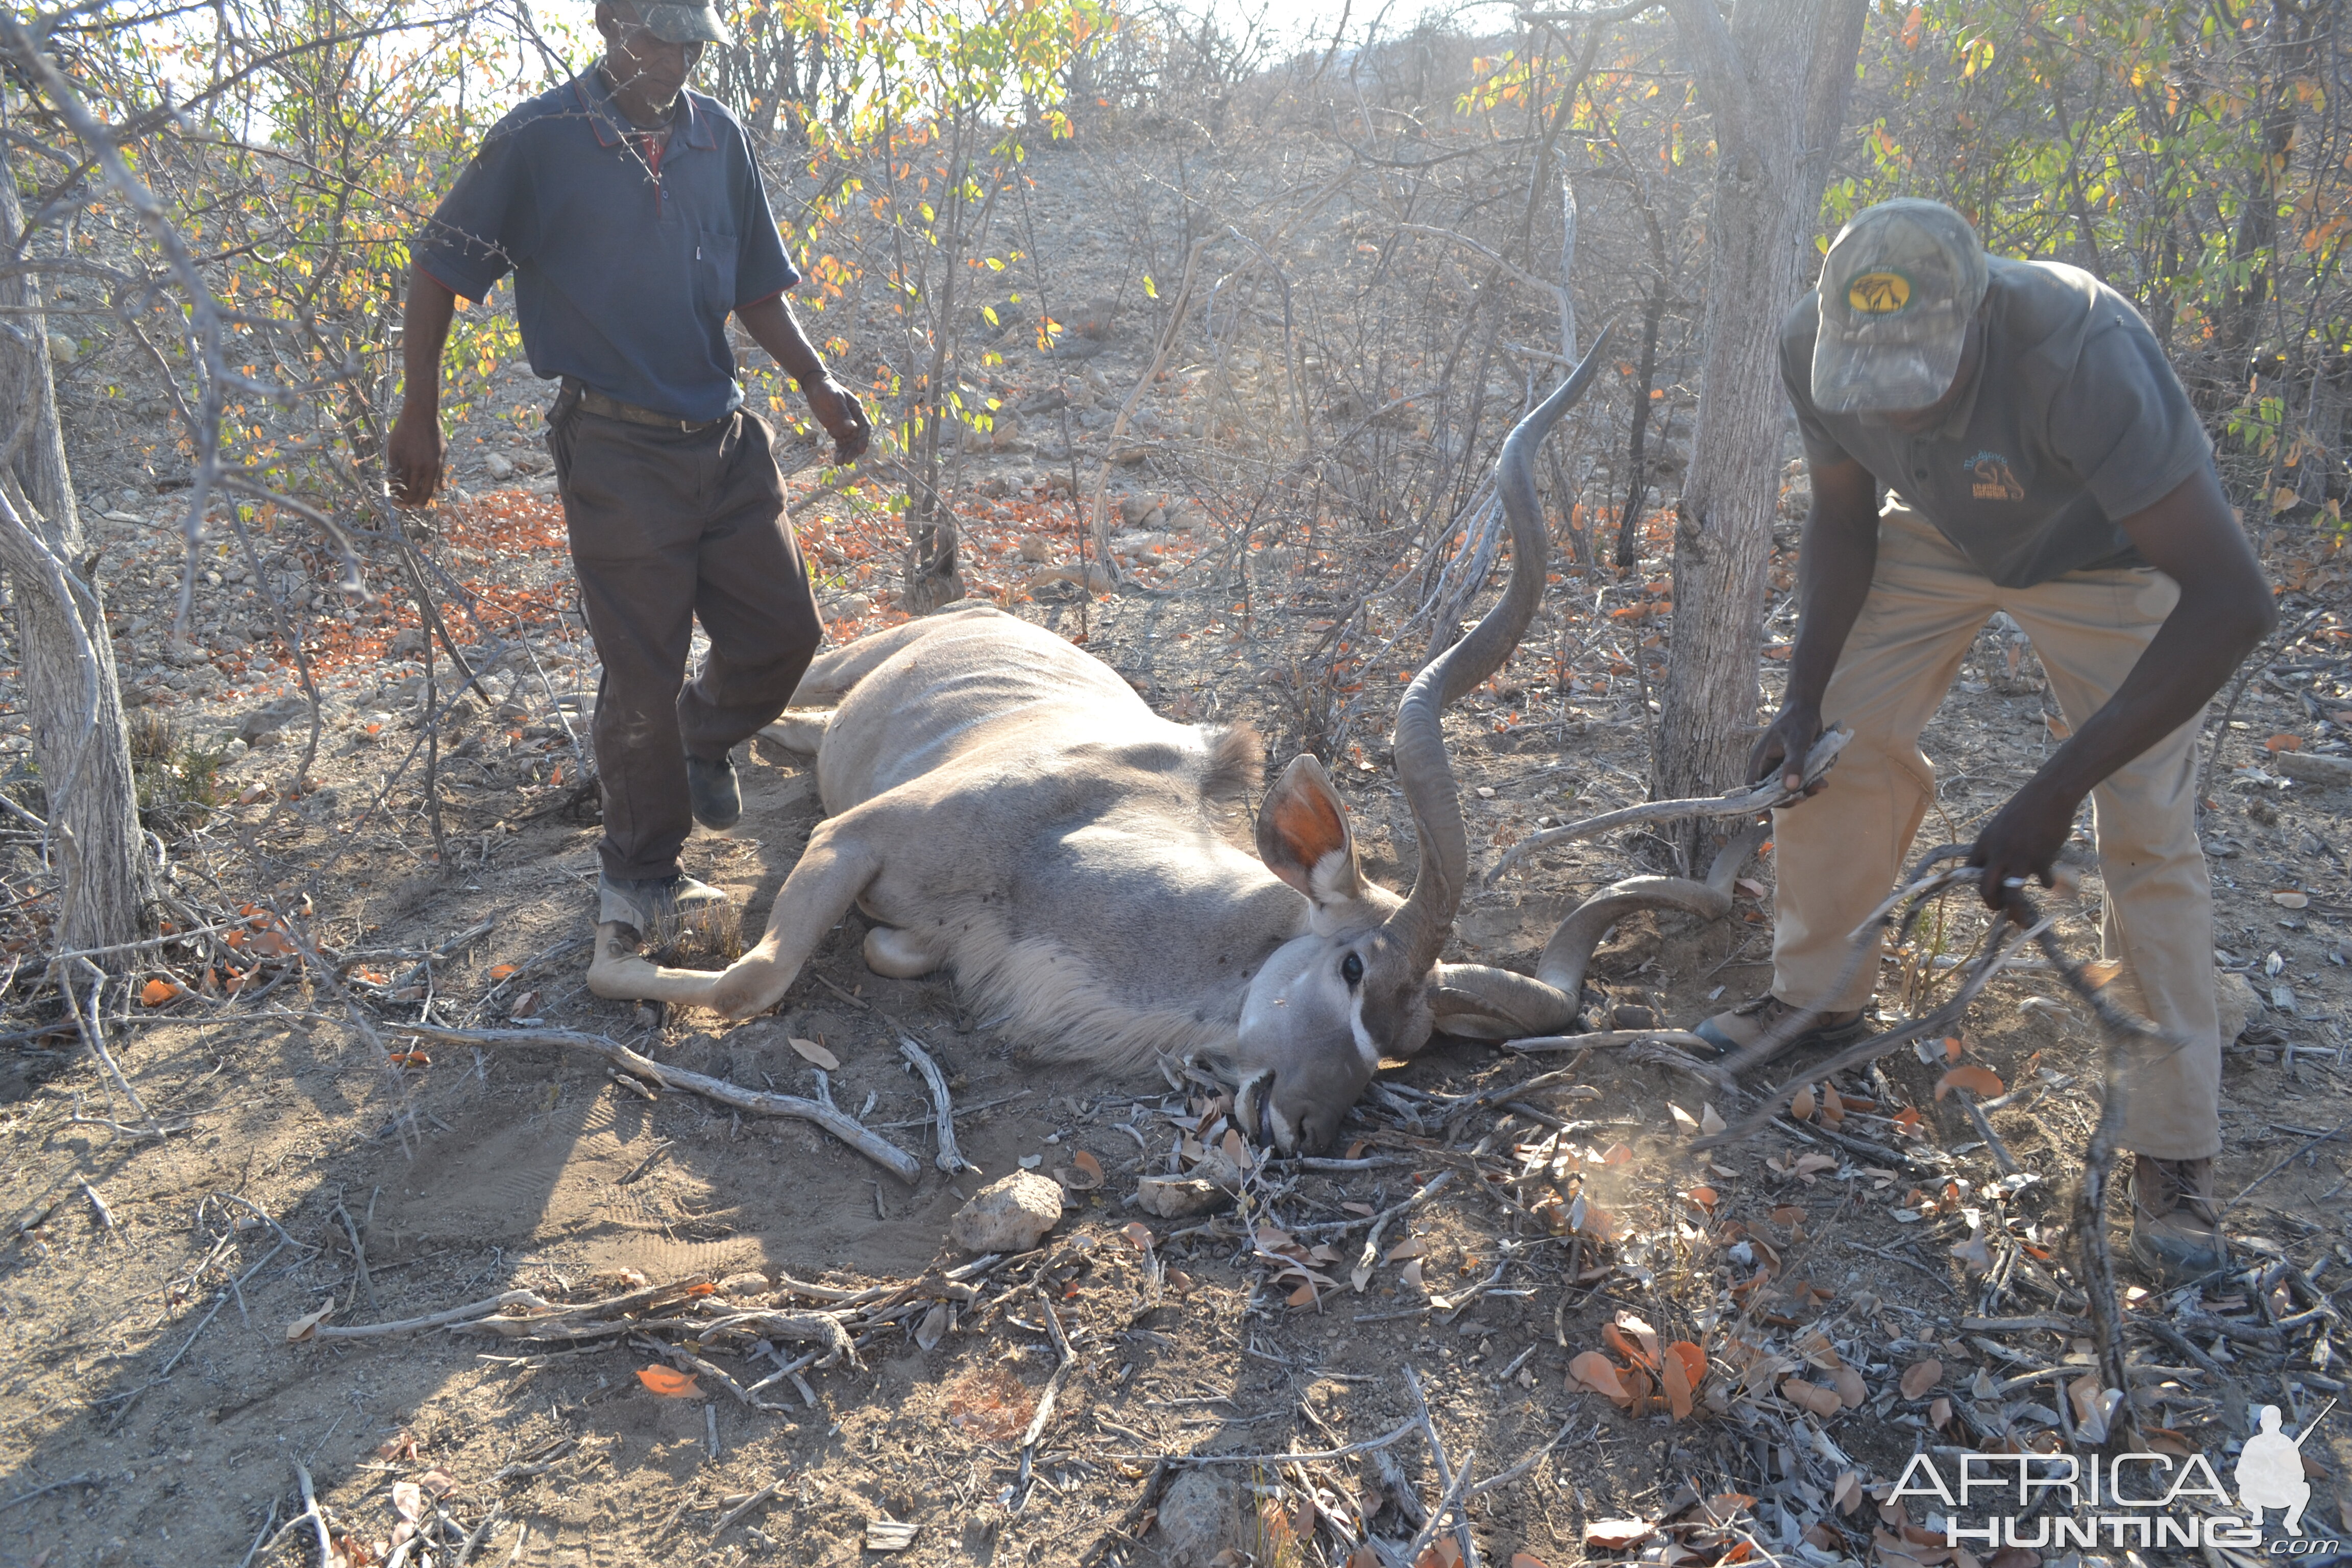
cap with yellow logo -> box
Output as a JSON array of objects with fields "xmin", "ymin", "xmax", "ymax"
[{"xmin": 1811, "ymin": 198, "xmax": 1989, "ymax": 415}]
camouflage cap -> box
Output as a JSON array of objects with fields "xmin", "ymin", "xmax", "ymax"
[
  {"xmin": 628, "ymin": 0, "xmax": 730, "ymax": 44},
  {"xmin": 1811, "ymin": 198, "xmax": 1989, "ymax": 415}
]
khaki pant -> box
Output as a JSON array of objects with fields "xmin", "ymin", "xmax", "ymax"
[
  {"xmin": 1769, "ymin": 501, "xmax": 2221, "ymax": 1160},
  {"xmin": 547, "ymin": 385, "xmax": 824, "ymax": 883}
]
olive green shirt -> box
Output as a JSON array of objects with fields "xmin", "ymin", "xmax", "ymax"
[{"xmin": 1780, "ymin": 257, "xmax": 2213, "ymax": 589}]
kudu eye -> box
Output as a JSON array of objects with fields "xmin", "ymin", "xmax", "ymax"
[{"xmin": 1341, "ymin": 952, "xmax": 1364, "ymax": 987}]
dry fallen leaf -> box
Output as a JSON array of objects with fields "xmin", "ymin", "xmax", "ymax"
[
  {"xmin": 1833, "ymin": 1469, "xmax": 1861, "ymax": 1512},
  {"xmin": 1385, "ymin": 1237, "xmax": 1426, "ymax": 1262},
  {"xmin": 1929, "ymin": 1395, "xmax": 1953, "ymax": 1430},
  {"xmin": 1510, "ymin": 1556, "xmax": 1551, "ymax": 1568},
  {"xmin": 418, "ymin": 1469, "xmax": 456, "ymax": 1499},
  {"xmin": 1781, "ymin": 1378, "xmax": 1843, "ymax": 1417},
  {"xmin": 1685, "ymin": 1185, "xmax": 1719, "ymax": 1211},
  {"xmin": 1601, "ymin": 1142, "xmax": 1634, "ymax": 1165},
  {"xmin": 2267, "ymin": 732, "xmax": 2305, "ymax": 752},
  {"xmin": 1933, "ymin": 1065, "xmax": 2004, "ymax": 1101},
  {"xmin": 637, "ymin": 1365, "xmax": 700, "ymax": 1398},
  {"xmin": 488, "ymin": 964, "xmax": 519, "ymax": 979},
  {"xmin": 1613, "ymin": 1311, "xmax": 1662, "ymax": 1364},
  {"xmin": 1071, "ymin": 1149, "xmax": 1104, "ymax": 1185},
  {"xmin": 1899, "ymin": 1359, "xmax": 1943, "ymax": 1399},
  {"xmin": 914, "ymin": 1302, "xmax": 951, "ymax": 1351},
  {"xmin": 1831, "ymin": 1365, "xmax": 1867, "ymax": 1408},
  {"xmin": 1661, "ymin": 1344, "xmax": 1695, "ymax": 1420},
  {"xmin": 788, "ymin": 1037, "xmax": 841, "ymax": 1069},
  {"xmin": 139, "ymin": 977, "xmax": 182, "ymax": 1007},
  {"xmin": 1583, "ymin": 1519, "xmax": 1655, "ymax": 1550},
  {"xmin": 1700, "ymin": 1102, "xmax": 1727, "ymax": 1135},
  {"xmin": 1121, "ymin": 1221, "xmax": 1155, "ymax": 1251},
  {"xmin": 1789, "ymin": 1084, "xmax": 1816, "ymax": 1121},
  {"xmin": 390, "ymin": 1481, "xmax": 423, "ymax": 1526},
  {"xmin": 1669, "ymin": 1103, "xmax": 1699, "ymax": 1130},
  {"xmin": 1567, "ymin": 1351, "xmax": 1631, "ymax": 1406},
  {"xmin": 285, "ymin": 1301, "xmax": 335, "ymax": 1342},
  {"xmin": 2275, "ymin": 890, "xmax": 2312, "ymax": 909}
]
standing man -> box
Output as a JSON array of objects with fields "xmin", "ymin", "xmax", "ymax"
[
  {"xmin": 386, "ymin": 0, "xmax": 870, "ymax": 936},
  {"xmin": 1693, "ymin": 199, "xmax": 2274, "ymax": 1281}
]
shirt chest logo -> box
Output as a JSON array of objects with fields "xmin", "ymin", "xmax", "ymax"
[{"xmin": 1966, "ymin": 451, "xmax": 2024, "ymax": 502}]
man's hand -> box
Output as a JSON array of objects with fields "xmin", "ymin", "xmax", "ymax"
[
  {"xmin": 387, "ymin": 404, "xmax": 447, "ymax": 507},
  {"xmin": 805, "ymin": 377, "xmax": 870, "ymax": 464},
  {"xmin": 1749, "ymin": 699, "xmax": 1827, "ymax": 798},
  {"xmin": 1966, "ymin": 777, "xmax": 2079, "ymax": 911}
]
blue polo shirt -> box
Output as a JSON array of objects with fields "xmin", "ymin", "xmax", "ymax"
[{"xmin": 415, "ymin": 69, "xmax": 800, "ymax": 423}]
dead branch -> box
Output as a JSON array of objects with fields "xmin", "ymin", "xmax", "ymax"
[{"xmin": 396, "ymin": 1023, "xmax": 924, "ymax": 1182}]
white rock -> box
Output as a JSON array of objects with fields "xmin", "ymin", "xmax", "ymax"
[
  {"xmin": 948, "ymin": 1171, "xmax": 1064, "ymax": 1253},
  {"xmin": 483, "ymin": 453, "xmax": 516, "ymax": 480},
  {"xmin": 1134, "ymin": 1176, "xmax": 1233, "ymax": 1218},
  {"xmin": 46, "ymin": 332, "xmax": 76, "ymax": 364}
]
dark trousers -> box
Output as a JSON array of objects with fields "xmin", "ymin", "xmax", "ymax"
[{"xmin": 547, "ymin": 385, "xmax": 823, "ymax": 881}]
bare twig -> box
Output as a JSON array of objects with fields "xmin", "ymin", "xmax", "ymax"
[
  {"xmin": 396, "ymin": 1023, "xmax": 922, "ymax": 1182},
  {"xmin": 896, "ymin": 1033, "xmax": 970, "ymax": 1175}
]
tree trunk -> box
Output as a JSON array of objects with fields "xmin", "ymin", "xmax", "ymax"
[
  {"xmin": 1653, "ymin": 0, "xmax": 1867, "ymax": 828},
  {"xmin": 0, "ymin": 145, "xmax": 149, "ymax": 956}
]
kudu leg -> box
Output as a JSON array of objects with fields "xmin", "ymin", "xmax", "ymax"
[{"xmin": 585, "ymin": 823, "xmax": 883, "ymax": 1018}]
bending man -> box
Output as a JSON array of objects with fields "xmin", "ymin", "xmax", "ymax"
[{"xmin": 1694, "ymin": 199, "xmax": 2273, "ymax": 1281}]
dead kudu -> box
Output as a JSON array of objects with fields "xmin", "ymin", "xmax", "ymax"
[{"xmin": 585, "ymin": 329, "xmax": 1765, "ymax": 1150}]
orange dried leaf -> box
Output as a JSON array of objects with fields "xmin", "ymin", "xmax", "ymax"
[
  {"xmin": 1567, "ymin": 1351, "xmax": 1631, "ymax": 1406},
  {"xmin": 1685, "ymin": 1185, "xmax": 1719, "ymax": 1211},
  {"xmin": 636, "ymin": 1365, "xmax": 700, "ymax": 1398},
  {"xmin": 140, "ymin": 978, "xmax": 181, "ymax": 1007},
  {"xmin": 1832, "ymin": 1365, "xmax": 1868, "ymax": 1408},
  {"xmin": 1601, "ymin": 1142, "xmax": 1634, "ymax": 1165},
  {"xmin": 1933, "ymin": 1066, "xmax": 2004, "ymax": 1101},
  {"xmin": 1072, "ymin": 1149, "xmax": 1104, "ymax": 1183},
  {"xmin": 1790, "ymin": 1084, "xmax": 1816, "ymax": 1121},
  {"xmin": 1604, "ymin": 1321, "xmax": 1654, "ymax": 1369},
  {"xmin": 1121, "ymin": 1221, "xmax": 1155, "ymax": 1251},
  {"xmin": 489, "ymin": 964, "xmax": 519, "ymax": 979},
  {"xmin": 2266, "ymin": 732, "xmax": 2305, "ymax": 752},
  {"xmin": 1661, "ymin": 1344, "xmax": 1695, "ymax": 1420},
  {"xmin": 1900, "ymin": 1359, "xmax": 1943, "ymax": 1399},
  {"xmin": 1781, "ymin": 1378, "xmax": 1843, "ymax": 1417}
]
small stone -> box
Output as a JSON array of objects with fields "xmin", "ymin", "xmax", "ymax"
[
  {"xmin": 1155, "ymin": 1469, "xmax": 1240, "ymax": 1567},
  {"xmin": 46, "ymin": 332, "xmax": 76, "ymax": 363},
  {"xmin": 483, "ymin": 453, "xmax": 516, "ymax": 480},
  {"xmin": 715, "ymin": 1270, "xmax": 770, "ymax": 1298},
  {"xmin": 2218, "ymin": 969, "xmax": 2263, "ymax": 1042},
  {"xmin": 237, "ymin": 696, "xmax": 310, "ymax": 746},
  {"xmin": 948, "ymin": 1171, "xmax": 1063, "ymax": 1253},
  {"xmin": 1069, "ymin": 297, "xmax": 1119, "ymax": 340},
  {"xmin": 388, "ymin": 626, "xmax": 428, "ymax": 658},
  {"xmin": 1118, "ymin": 492, "xmax": 1167, "ymax": 527},
  {"xmin": 1134, "ymin": 1176, "xmax": 1233, "ymax": 1218},
  {"xmin": 1017, "ymin": 533, "xmax": 1053, "ymax": 563}
]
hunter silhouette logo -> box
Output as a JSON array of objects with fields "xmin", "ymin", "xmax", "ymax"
[
  {"xmin": 2237, "ymin": 1402, "xmax": 2323, "ymax": 1536},
  {"xmin": 1848, "ymin": 271, "xmax": 1912, "ymax": 314}
]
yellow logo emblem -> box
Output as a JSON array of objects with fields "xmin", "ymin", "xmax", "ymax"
[{"xmin": 1848, "ymin": 271, "xmax": 1912, "ymax": 313}]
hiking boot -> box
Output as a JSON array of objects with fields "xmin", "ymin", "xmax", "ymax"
[
  {"xmin": 1691, "ymin": 992, "xmax": 1869, "ymax": 1061},
  {"xmin": 597, "ymin": 871, "xmax": 728, "ymax": 935},
  {"xmin": 686, "ymin": 749, "xmax": 742, "ymax": 831},
  {"xmin": 2128, "ymin": 1153, "xmax": 2227, "ymax": 1283}
]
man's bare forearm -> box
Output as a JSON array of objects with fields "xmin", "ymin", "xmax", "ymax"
[
  {"xmin": 402, "ymin": 267, "xmax": 458, "ymax": 411},
  {"xmin": 2031, "ymin": 467, "xmax": 2274, "ymax": 809},
  {"xmin": 736, "ymin": 293, "xmax": 831, "ymax": 387},
  {"xmin": 1782, "ymin": 458, "xmax": 1883, "ymax": 713}
]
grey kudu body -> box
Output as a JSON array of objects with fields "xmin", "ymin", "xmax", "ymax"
[{"xmin": 586, "ymin": 329, "xmax": 1738, "ymax": 1149}]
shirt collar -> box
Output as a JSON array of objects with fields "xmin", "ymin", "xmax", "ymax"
[{"xmin": 573, "ymin": 67, "xmax": 719, "ymax": 152}]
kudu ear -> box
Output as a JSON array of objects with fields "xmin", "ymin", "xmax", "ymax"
[{"xmin": 1255, "ymin": 755, "xmax": 1365, "ymax": 909}]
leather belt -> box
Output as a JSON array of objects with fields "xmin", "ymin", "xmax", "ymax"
[{"xmin": 562, "ymin": 377, "xmax": 727, "ymax": 433}]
